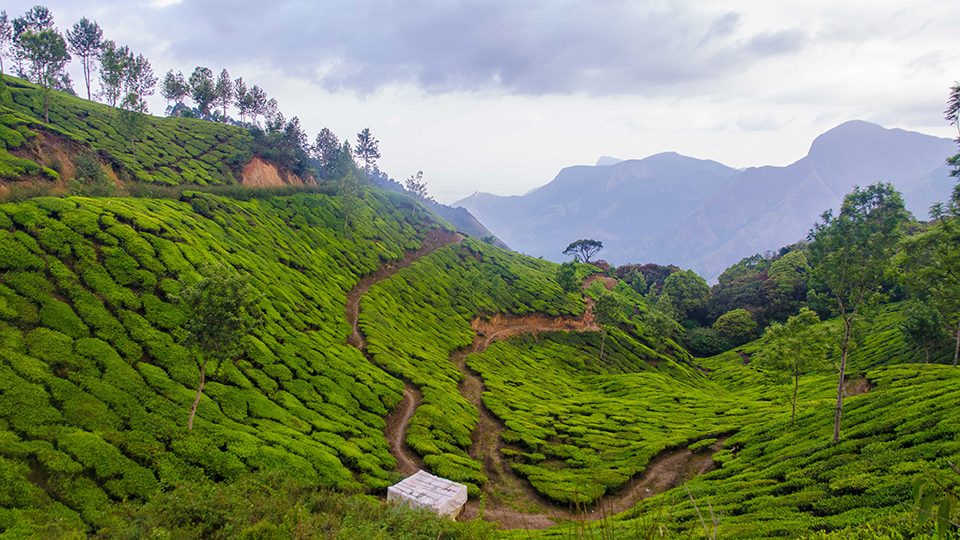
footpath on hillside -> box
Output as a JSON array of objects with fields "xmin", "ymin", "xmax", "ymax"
[{"xmin": 344, "ymin": 233, "xmax": 725, "ymax": 529}]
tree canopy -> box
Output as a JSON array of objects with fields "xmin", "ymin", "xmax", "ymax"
[
  {"xmin": 808, "ymin": 182, "xmax": 910, "ymax": 442},
  {"xmin": 562, "ymin": 239, "xmax": 603, "ymax": 263}
]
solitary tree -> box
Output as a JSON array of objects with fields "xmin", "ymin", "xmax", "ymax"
[
  {"xmin": 808, "ymin": 183, "xmax": 909, "ymax": 442},
  {"xmin": 756, "ymin": 307, "xmax": 829, "ymax": 424},
  {"xmin": 188, "ymin": 66, "xmax": 216, "ymax": 118},
  {"xmin": 214, "ymin": 68, "xmax": 232, "ymax": 120},
  {"xmin": 65, "ymin": 17, "xmax": 102, "ymax": 100},
  {"xmin": 355, "ymin": 127, "xmax": 380, "ymax": 175},
  {"xmin": 18, "ymin": 28, "xmax": 70, "ymax": 122},
  {"xmin": 563, "ymin": 239, "xmax": 603, "ymax": 263},
  {"xmin": 404, "ymin": 170, "xmax": 432, "ymax": 201},
  {"xmin": 177, "ymin": 267, "xmax": 263, "ymax": 431}
]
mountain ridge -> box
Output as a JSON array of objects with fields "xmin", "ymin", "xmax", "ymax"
[{"xmin": 455, "ymin": 120, "xmax": 955, "ymax": 278}]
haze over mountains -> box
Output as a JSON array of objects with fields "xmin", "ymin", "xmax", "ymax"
[{"xmin": 456, "ymin": 120, "xmax": 956, "ymax": 279}]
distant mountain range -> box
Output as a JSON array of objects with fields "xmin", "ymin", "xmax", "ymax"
[{"xmin": 455, "ymin": 120, "xmax": 956, "ymax": 280}]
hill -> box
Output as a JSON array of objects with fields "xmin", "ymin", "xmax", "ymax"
[
  {"xmin": 456, "ymin": 121, "xmax": 955, "ymax": 279},
  {"xmin": 0, "ymin": 69, "xmax": 958, "ymax": 539}
]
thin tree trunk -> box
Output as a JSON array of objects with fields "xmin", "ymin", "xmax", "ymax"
[
  {"xmin": 43, "ymin": 90, "xmax": 49, "ymax": 123},
  {"xmin": 84, "ymin": 58, "xmax": 91, "ymax": 100},
  {"xmin": 599, "ymin": 329, "xmax": 607, "ymax": 362},
  {"xmin": 187, "ymin": 360, "xmax": 206, "ymax": 431},
  {"xmin": 833, "ymin": 314, "xmax": 852, "ymax": 443}
]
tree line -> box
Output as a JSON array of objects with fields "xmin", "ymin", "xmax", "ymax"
[{"xmin": 0, "ymin": 5, "xmax": 436, "ymax": 200}]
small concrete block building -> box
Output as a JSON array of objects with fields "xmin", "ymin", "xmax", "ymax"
[{"xmin": 387, "ymin": 469, "xmax": 469, "ymax": 518}]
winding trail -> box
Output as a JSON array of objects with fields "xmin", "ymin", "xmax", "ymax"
[
  {"xmin": 345, "ymin": 234, "xmax": 727, "ymax": 529},
  {"xmin": 344, "ymin": 228, "xmax": 462, "ymax": 475}
]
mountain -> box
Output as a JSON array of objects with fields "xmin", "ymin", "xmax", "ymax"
[{"xmin": 456, "ymin": 120, "xmax": 955, "ymax": 279}]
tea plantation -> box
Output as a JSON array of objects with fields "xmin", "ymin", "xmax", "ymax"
[
  {"xmin": 1, "ymin": 75, "xmax": 253, "ymax": 185},
  {"xmin": 0, "ymin": 188, "xmax": 480, "ymax": 534}
]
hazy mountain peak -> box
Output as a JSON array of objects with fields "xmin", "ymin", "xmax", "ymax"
[
  {"xmin": 596, "ymin": 155, "xmax": 623, "ymax": 166},
  {"xmin": 457, "ymin": 121, "xmax": 955, "ymax": 280}
]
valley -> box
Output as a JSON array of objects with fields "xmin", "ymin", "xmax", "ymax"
[{"xmin": 0, "ymin": 11, "xmax": 959, "ymax": 537}]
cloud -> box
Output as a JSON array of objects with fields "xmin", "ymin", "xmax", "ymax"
[{"xmin": 146, "ymin": 0, "xmax": 807, "ymax": 96}]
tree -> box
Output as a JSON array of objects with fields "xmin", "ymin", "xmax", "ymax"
[
  {"xmin": 808, "ymin": 183, "xmax": 910, "ymax": 442},
  {"xmin": 233, "ymin": 77, "xmax": 249, "ymax": 122},
  {"xmin": 661, "ymin": 269, "xmax": 710, "ymax": 321},
  {"xmin": 594, "ymin": 292, "xmax": 625, "ymax": 362},
  {"xmin": 947, "ymin": 81, "xmax": 960, "ymax": 182},
  {"xmin": 898, "ymin": 218, "xmax": 960, "ymax": 367},
  {"xmin": 557, "ymin": 261, "xmax": 579, "ymax": 293},
  {"xmin": 755, "ymin": 308, "xmax": 829, "ymax": 424},
  {"xmin": 188, "ymin": 66, "xmax": 216, "ymax": 118},
  {"xmin": 0, "ymin": 11, "xmax": 12, "ymax": 75},
  {"xmin": 11, "ymin": 5, "xmax": 54, "ymax": 77},
  {"xmin": 121, "ymin": 52, "xmax": 155, "ymax": 112},
  {"xmin": 335, "ymin": 141, "xmax": 364, "ymax": 233},
  {"xmin": 18, "ymin": 28, "xmax": 70, "ymax": 123},
  {"xmin": 563, "ymin": 239, "xmax": 603, "ymax": 263},
  {"xmin": 355, "ymin": 127, "xmax": 380, "ymax": 175},
  {"xmin": 404, "ymin": 170, "xmax": 432, "ymax": 201},
  {"xmin": 65, "ymin": 17, "xmax": 102, "ymax": 100},
  {"xmin": 263, "ymin": 98, "xmax": 279, "ymax": 126},
  {"xmin": 214, "ymin": 68, "xmax": 232, "ymax": 120},
  {"xmin": 160, "ymin": 70, "xmax": 188, "ymax": 110},
  {"xmin": 97, "ymin": 40, "xmax": 127, "ymax": 107},
  {"xmin": 312, "ymin": 127, "xmax": 340, "ymax": 175},
  {"xmin": 900, "ymin": 300, "xmax": 947, "ymax": 364},
  {"xmin": 712, "ymin": 308, "xmax": 757, "ymax": 345},
  {"xmin": 177, "ymin": 267, "xmax": 263, "ymax": 431},
  {"xmin": 247, "ymin": 84, "xmax": 267, "ymax": 125}
]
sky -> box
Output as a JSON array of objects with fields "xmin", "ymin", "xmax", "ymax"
[{"xmin": 8, "ymin": 0, "xmax": 960, "ymax": 203}]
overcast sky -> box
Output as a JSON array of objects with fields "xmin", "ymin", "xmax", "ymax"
[{"xmin": 9, "ymin": 0, "xmax": 960, "ymax": 203}]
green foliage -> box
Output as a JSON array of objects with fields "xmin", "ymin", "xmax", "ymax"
[
  {"xmin": 0, "ymin": 190, "xmax": 445, "ymax": 530},
  {"xmin": 562, "ymin": 238, "xmax": 603, "ymax": 263},
  {"xmin": 662, "ymin": 269, "xmax": 710, "ymax": 321},
  {"xmin": 556, "ymin": 261, "xmax": 579, "ymax": 293},
  {"xmin": 712, "ymin": 308, "xmax": 758, "ymax": 345},
  {"xmin": 1, "ymin": 74, "xmax": 254, "ymax": 187}
]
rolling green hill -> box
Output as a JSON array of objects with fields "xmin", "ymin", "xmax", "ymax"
[
  {"xmin": 1, "ymin": 72, "xmax": 958, "ymax": 540},
  {"xmin": 1, "ymin": 75, "xmax": 266, "ymax": 188}
]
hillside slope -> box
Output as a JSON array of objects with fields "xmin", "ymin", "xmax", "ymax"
[{"xmin": 456, "ymin": 121, "xmax": 954, "ymax": 279}]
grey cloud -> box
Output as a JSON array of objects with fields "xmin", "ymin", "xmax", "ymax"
[
  {"xmin": 18, "ymin": 0, "xmax": 809, "ymax": 96},
  {"xmin": 746, "ymin": 29, "xmax": 806, "ymax": 55}
]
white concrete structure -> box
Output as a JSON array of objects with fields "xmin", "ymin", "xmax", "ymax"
[{"xmin": 387, "ymin": 470, "xmax": 469, "ymax": 518}]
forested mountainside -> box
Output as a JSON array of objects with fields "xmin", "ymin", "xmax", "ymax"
[{"xmin": 456, "ymin": 121, "xmax": 954, "ymax": 279}]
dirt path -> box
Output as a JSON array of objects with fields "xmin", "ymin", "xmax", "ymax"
[
  {"xmin": 449, "ymin": 282, "xmax": 723, "ymax": 529},
  {"xmin": 346, "ymin": 238, "xmax": 725, "ymax": 529},
  {"xmin": 344, "ymin": 228, "xmax": 462, "ymax": 474}
]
